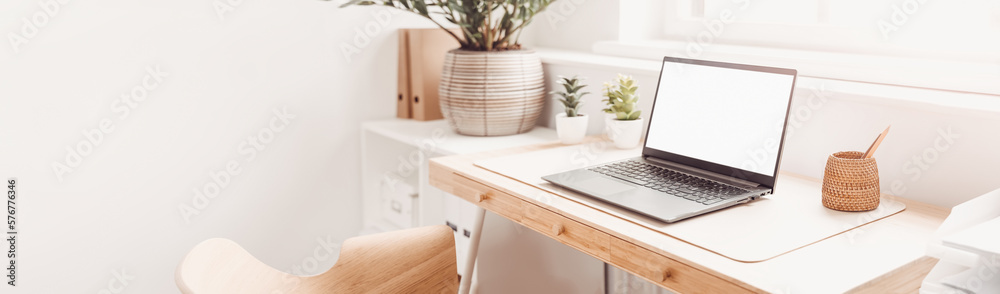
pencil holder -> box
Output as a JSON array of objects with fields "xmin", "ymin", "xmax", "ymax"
[{"xmin": 821, "ymin": 151, "xmax": 880, "ymax": 211}]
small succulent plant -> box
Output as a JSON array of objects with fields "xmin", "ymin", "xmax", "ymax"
[
  {"xmin": 552, "ymin": 76, "xmax": 589, "ymax": 117},
  {"xmin": 602, "ymin": 74, "xmax": 641, "ymax": 120}
]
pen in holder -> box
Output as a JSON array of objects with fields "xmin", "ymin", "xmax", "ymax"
[{"xmin": 821, "ymin": 151, "xmax": 880, "ymax": 211}]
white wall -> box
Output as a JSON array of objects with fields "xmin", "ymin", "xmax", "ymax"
[
  {"xmin": 0, "ymin": 0, "xmax": 433, "ymax": 292},
  {"xmin": 520, "ymin": 0, "xmax": 619, "ymax": 51},
  {"xmin": 2, "ymin": 0, "xmax": 995, "ymax": 292},
  {"xmin": 522, "ymin": 1, "xmax": 1000, "ymax": 208},
  {"xmin": 533, "ymin": 63, "xmax": 1000, "ymax": 209}
]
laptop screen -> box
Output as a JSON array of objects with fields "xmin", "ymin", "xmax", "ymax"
[{"xmin": 644, "ymin": 58, "xmax": 796, "ymax": 180}]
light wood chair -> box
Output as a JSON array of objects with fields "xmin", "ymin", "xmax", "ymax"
[{"xmin": 175, "ymin": 225, "xmax": 458, "ymax": 293}]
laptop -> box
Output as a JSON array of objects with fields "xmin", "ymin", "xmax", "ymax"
[{"xmin": 542, "ymin": 56, "xmax": 797, "ymax": 223}]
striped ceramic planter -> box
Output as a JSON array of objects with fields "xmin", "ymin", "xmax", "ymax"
[{"xmin": 439, "ymin": 49, "xmax": 545, "ymax": 136}]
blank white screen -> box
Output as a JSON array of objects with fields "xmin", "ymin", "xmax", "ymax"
[{"xmin": 645, "ymin": 61, "xmax": 794, "ymax": 176}]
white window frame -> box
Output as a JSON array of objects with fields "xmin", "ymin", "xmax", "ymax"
[{"xmin": 603, "ymin": 0, "xmax": 1000, "ymax": 97}]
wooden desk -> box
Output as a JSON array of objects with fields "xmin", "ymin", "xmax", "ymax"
[{"xmin": 429, "ymin": 139, "xmax": 950, "ymax": 293}]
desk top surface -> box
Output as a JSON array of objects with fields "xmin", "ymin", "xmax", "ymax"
[
  {"xmin": 473, "ymin": 143, "xmax": 908, "ymax": 263},
  {"xmin": 430, "ymin": 137, "xmax": 950, "ymax": 293}
]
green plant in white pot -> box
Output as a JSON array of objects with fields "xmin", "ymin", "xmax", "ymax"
[
  {"xmin": 337, "ymin": 0, "xmax": 555, "ymax": 136},
  {"xmin": 602, "ymin": 74, "xmax": 643, "ymax": 149},
  {"xmin": 552, "ymin": 76, "xmax": 589, "ymax": 144}
]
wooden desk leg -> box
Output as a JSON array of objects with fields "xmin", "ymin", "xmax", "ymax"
[{"xmin": 459, "ymin": 207, "xmax": 486, "ymax": 294}]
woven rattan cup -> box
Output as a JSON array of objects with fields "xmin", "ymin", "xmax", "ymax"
[{"xmin": 821, "ymin": 151, "xmax": 880, "ymax": 211}]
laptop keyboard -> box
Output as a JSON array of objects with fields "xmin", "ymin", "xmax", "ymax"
[{"xmin": 588, "ymin": 160, "xmax": 750, "ymax": 205}]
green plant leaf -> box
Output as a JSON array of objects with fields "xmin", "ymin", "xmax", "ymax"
[
  {"xmin": 335, "ymin": 0, "xmax": 552, "ymax": 50},
  {"xmin": 413, "ymin": 0, "xmax": 428, "ymax": 15}
]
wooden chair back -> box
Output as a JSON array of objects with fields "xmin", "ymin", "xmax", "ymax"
[{"xmin": 176, "ymin": 225, "xmax": 458, "ymax": 293}]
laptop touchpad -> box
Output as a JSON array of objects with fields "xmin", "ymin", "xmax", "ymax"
[{"xmin": 576, "ymin": 178, "xmax": 635, "ymax": 196}]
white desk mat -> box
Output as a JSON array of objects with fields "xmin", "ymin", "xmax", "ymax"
[{"xmin": 474, "ymin": 143, "xmax": 906, "ymax": 262}]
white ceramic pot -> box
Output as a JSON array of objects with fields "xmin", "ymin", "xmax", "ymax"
[
  {"xmin": 608, "ymin": 118, "xmax": 644, "ymax": 149},
  {"xmin": 555, "ymin": 113, "xmax": 588, "ymax": 144},
  {"xmin": 439, "ymin": 49, "xmax": 545, "ymax": 136},
  {"xmin": 603, "ymin": 113, "xmax": 616, "ymax": 140}
]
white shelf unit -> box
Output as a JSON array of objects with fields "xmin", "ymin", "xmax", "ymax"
[
  {"xmin": 361, "ymin": 118, "xmax": 557, "ymax": 229},
  {"xmin": 360, "ymin": 119, "xmax": 558, "ymax": 273}
]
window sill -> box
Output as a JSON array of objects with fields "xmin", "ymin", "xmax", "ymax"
[
  {"xmin": 536, "ymin": 47, "xmax": 1000, "ymax": 115},
  {"xmin": 591, "ymin": 40, "xmax": 1000, "ymax": 97}
]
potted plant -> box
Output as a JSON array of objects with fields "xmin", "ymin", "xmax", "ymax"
[
  {"xmin": 552, "ymin": 76, "xmax": 589, "ymax": 144},
  {"xmin": 338, "ymin": 0, "xmax": 555, "ymax": 136},
  {"xmin": 602, "ymin": 74, "xmax": 643, "ymax": 149}
]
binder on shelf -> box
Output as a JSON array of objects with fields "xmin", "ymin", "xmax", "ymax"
[
  {"xmin": 398, "ymin": 28, "xmax": 461, "ymax": 121},
  {"xmin": 396, "ymin": 30, "xmax": 412, "ymax": 119}
]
